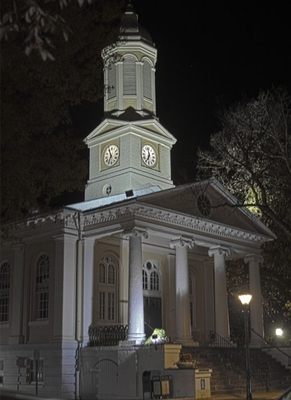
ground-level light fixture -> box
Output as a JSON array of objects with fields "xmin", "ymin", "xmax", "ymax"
[{"xmin": 238, "ymin": 292, "xmax": 253, "ymax": 400}]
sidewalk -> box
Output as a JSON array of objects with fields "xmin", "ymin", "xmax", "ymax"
[
  {"xmin": 211, "ymin": 390, "xmax": 283, "ymax": 399},
  {"xmin": 168, "ymin": 390, "xmax": 284, "ymax": 400}
]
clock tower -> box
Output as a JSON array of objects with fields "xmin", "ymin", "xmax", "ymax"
[{"xmin": 84, "ymin": 3, "xmax": 176, "ymax": 201}]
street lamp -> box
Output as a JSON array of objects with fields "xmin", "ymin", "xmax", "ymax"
[
  {"xmin": 239, "ymin": 293, "xmax": 253, "ymax": 400},
  {"xmin": 275, "ymin": 328, "xmax": 283, "ymax": 337}
]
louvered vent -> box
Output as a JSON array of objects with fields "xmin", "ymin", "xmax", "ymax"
[
  {"xmin": 123, "ymin": 58, "xmax": 136, "ymax": 95},
  {"xmin": 108, "ymin": 64, "xmax": 116, "ymax": 99},
  {"xmin": 143, "ymin": 61, "xmax": 152, "ymax": 99}
]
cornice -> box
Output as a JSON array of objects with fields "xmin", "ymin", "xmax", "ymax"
[
  {"xmin": 83, "ymin": 203, "xmax": 271, "ymax": 244},
  {"xmin": 2, "ymin": 202, "xmax": 272, "ymax": 246}
]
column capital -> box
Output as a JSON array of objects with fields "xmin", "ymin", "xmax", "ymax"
[
  {"xmin": 170, "ymin": 236, "xmax": 194, "ymax": 250},
  {"xmin": 244, "ymin": 254, "xmax": 263, "ymax": 264},
  {"xmin": 124, "ymin": 227, "xmax": 148, "ymax": 240},
  {"xmin": 208, "ymin": 246, "xmax": 231, "ymax": 258}
]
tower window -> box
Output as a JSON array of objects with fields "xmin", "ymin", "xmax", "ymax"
[
  {"xmin": 35, "ymin": 255, "xmax": 49, "ymax": 320},
  {"xmin": 123, "ymin": 57, "xmax": 136, "ymax": 95},
  {"xmin": 107, "ymin": 64, "xmax": 116, "ymax": 99},
  {"xmin": 143, "ymin": 61, "xmax": 152, "ymax": 99},
  {"xmin": 0, "ymin": 262, "xmax": 10, "ymax": 322}
]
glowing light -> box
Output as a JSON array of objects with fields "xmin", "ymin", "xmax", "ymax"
[
  {"xmin": 239, "ymin": 293, "xmax": 252, "ymax": 305},
  {"xmin": 275, "ymin": 328, "xmax": 283, "ymax": 337}
]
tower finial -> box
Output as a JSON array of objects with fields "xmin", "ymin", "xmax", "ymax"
[{"xmin": 125, "ymin": 0, "xmax": 134, "ymax": 13}]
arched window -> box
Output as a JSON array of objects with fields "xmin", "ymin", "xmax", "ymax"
[
  {"xmin": 35, "ymin": 255, "xmax": 49, "ymax": 320},
  {"xmin": 142, "ymin": 261, "xmax": 161, "ymax": 294},
  {"xmin": 97, "ymin": 255, "xmax": 118, "ymax": 323},
  {"xmin": 143, "ymin": 60, "xmax": 152, "ymax": 99},
  {"xmin": 0, "ymin": 262, "xmax": 10, "ymax": 322},
  {"xmin": 123, "ymin": 56, "xmax": 136, "ymax": 95}
]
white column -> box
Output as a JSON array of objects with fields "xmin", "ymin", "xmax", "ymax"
[
  {"xmin": 9, "ymin": 244, "xmax": 25, "ymax": 344},
  {"xmin": 171, "ymin": 237, "xmax": 194, "ymax": 345},
  {"xmin": 245, "ymin": 254, "xmax": 264, "ymax": 345},
  {"xmin": 82, "ymin": 237, "xmax": 95, "ymax": 344},
  {"xmin": 127, "ymin": 228, "xmax": 148, "ymax": 344},
  {"xmin": 208, "ymin": 246, "xmax": 230, "ymax": 339}
]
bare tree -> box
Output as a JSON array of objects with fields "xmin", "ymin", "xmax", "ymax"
[
  {"xmin": 198, "ymin": 88, "xmax": 291, "ymax": 328},
  {"xmin": 198, "ymin": 88, "xmax": 291, "ymax": 241}
]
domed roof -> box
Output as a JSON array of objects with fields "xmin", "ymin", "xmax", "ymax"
[{"xmin": 118, "ymin": 2, "xmax": 154, "ymax": 46}]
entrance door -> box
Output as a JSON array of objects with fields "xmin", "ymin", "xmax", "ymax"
[
  {"xmin": 142, "ymin": 260, "xmax": 162, "ymax": 338},
  {"xmin": 144, "ymin": 296, "xmax": 162, "ymax": 337}
]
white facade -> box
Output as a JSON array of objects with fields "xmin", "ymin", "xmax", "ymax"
[{"xmin": 0, "ymin": 4, "xmax": 274, "ymax": 399}]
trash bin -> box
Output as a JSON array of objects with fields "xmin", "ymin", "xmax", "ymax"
[
  {"xmin": 194, "ymin": 369, "xmax": 212, "ymax": 399},
  {"xmin": 151, "ymin": 374, "xmax": 172, "ymax": 399}
]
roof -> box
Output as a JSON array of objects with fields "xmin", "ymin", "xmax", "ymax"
[{"xmin": 118, "ymin": 2, "xmax": 154, "ymax": 46}]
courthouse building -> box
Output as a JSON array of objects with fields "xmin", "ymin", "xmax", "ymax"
[{"xmin": 0, "ymin": 4, "xmax": 274, "ymax": 399}]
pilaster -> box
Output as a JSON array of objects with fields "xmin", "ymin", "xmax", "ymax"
[
  {"xmin": 53, "ymin": 234, "xmax": 78, "ymax": 343},
  {"xmin": 82, "ymin": 237, "xmax": 96, "ymax": 344},
  {"xmin": 9, "ymin": 244, "xmax": 25, "ymax": 344}
]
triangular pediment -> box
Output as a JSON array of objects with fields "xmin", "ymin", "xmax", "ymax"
[
  {"xmin": 84, "ymin": 114, "xmax": 176, "ymax": 146},
  {"xmin": 139, "ymin": 178, "xmax": 275, "ymax": 239}
]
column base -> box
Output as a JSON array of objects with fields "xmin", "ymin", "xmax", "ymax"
[{"xmin": 127, "ymin": 332, "xmax": 146, "ymax": 344}]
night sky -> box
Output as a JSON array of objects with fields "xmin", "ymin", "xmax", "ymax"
[{"xmin": 130, "ymin": 1, "xmax": 291, "ymax": 182}]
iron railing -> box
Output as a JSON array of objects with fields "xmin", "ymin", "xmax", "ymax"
[
  {"xmin": 208, "ymin": 330, "xmax": 237, "ymax": 348},
  {"xmin": 88, "ymin": 324, "xmax": 128, "ymax": 346},
  {"xmin": 251, "ymin": 328, "xmax": 291, "ymax": 363}
]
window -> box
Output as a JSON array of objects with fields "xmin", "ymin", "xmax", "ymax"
[
  {"xmin": 107, "ymin": 63, "xmax": 116, "ymax": 99},
  {"xmin": 0, "ymin": 262, "xmax": 10, "ymax": 322},
  {"xmin": 143, "ymin": 261, "xmax": 162, "ymax": 337},
  {"xmin": 97, "ymin": 255, "xmax": 118, "ymax": 323},
  {"xmin": 142, "ymin": 261, "xmax": 161, "ymax": 294},
  {"xmin": 150, "ymin": 271, "xmax": 159, "ymax": 291},
  {"xmin": 142, "ymin": 270, "xmax": 148, "ymax": 290},
  {"xmin": 143, "ymin": 60, "xmax": 152, "ymax": 99},
  {"xmin": 26, "ymin": 359, "xmax": 44, "ymax": 384},
  {"xmin": 35, "ymin": 255, "xmax": 49, "ymax": 320},
  {"xmin": 123, "ymin": 57, "xmax": 136, "ymax": 95}
]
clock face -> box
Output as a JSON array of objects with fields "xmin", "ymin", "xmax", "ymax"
[
  {"xmin": 103, "ymin": 144, "xmax": 119, "ymax": 167},
  {"xmin": 142, "ymin": 144, "xmax": 157, "ymax": 167}
]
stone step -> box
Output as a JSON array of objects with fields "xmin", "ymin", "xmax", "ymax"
[{"xmin": 182, "ymin": 346, "xmax": 290, "ymax": 394}]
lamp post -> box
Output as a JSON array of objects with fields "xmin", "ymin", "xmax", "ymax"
[{"xmin": 239, "ymin": 293, "xmax": 253, "ymax": 400}]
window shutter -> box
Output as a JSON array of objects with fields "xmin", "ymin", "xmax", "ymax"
[
  {"xmin": 107, "ymin": 64, "xmax": 116, "ymax": 99},
  {"xmin": 143, "ymin": 61, "xmax": 152, "ymax": 99},
  {"xmin": 123, "ymin": 59, "xmax": 136, "ymax": 95}
]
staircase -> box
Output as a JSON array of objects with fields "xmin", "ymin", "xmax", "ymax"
[{"xmin": 182, "ymin": 347, "xmax": 291, "ymax": 394}]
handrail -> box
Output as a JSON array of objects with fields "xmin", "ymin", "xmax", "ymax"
[
  {"xmin": 251, "ymin": 328, "xmax": 290, "ymax": 359},
  {"xmin": 208, "ymin": 330, "xmax": 236, "ymax": 348}
]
